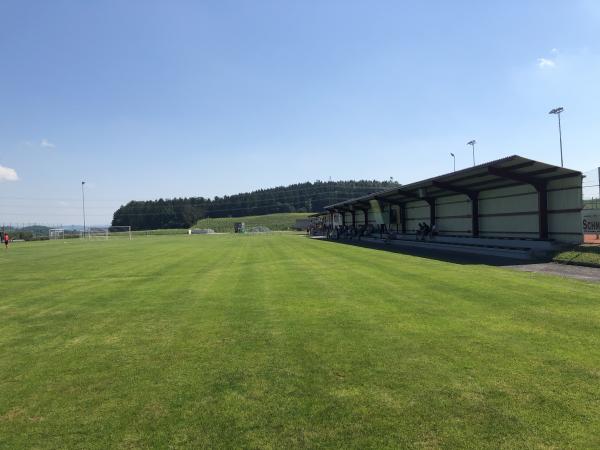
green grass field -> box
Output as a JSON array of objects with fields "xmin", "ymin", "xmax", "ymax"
[
  {"xmin": 2, "ymin": 234, "xmax": 600, "ymax": 448},
  {"xmin": 194, "ymin": 212, "xmax": 310, "ymax": 232}
]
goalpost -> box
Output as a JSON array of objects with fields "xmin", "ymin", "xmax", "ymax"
[
  {"xmin": 49, "ymin": 228, "xmax": 65, "ymax": 240},
  {"xmin": 82, "ymin": 226, "xmax": 132, "ymax": 240},
  {"xmin": 87, "ymin": 227, "xmax": 109, "ymax": 240},
  {"xmin": 108, "ymin": 226, "xmax": 132, "ymax": 240}
]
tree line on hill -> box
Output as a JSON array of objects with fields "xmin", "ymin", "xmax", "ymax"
[{"xmin": 111, "ymin": 180, "xmax": 399, "ymax": 230}]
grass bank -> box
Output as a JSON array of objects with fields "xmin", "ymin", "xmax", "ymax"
[{"xmin": 194, "ymin": 212, "xmax": 310, "ymax": 232}]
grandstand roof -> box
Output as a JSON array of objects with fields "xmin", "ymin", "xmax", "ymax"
[{"xmin": 324, "ymin": 155, "xmax": 582, "ymax": 210}]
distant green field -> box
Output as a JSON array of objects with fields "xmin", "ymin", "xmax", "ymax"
[
  {"xmin": 130, "ymin": 228, "xmax": 189, "ymax": 236},
  {"xmin": 194, "ymin": 212, "xmax": 310, "ymax": 232},
  {"xmin": 2, "ymin": 234, "xmax": 600, "ymax": 448}
]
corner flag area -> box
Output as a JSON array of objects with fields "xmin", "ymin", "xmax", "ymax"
[{"xmin": 1, "ymin": 234, "xmax": 599, "ymax": 448}]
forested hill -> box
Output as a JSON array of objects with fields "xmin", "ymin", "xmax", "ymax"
[{"xmin": 112, "ymin": 180, "xmax": 399, "ymax": 230}]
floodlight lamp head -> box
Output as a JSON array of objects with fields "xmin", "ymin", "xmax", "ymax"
[
  {"xmin": 549, "ymin": 107, "xmax": 564, "ymax": 115},
  {"xmin": 467, "ymin": 140, "xmax": 476, "ymax": 146},
  {"xmin": 450, "ymin": 152, "xmax": 455, "ymax": 157}
]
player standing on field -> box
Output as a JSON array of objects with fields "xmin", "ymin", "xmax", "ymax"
[{"xmin": 4, "ymin": 232, "xmax": 9, "ymax": 249}]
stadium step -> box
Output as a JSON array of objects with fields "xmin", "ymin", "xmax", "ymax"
[
  {"xmin": 354, "ymin": 236, "xmax": 542, "ymax": 261},
  {"xmin": 389, "ymin": 234, "xmax": 558, "ymax": 251}
]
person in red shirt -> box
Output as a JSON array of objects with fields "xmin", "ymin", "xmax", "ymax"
[{"xmin": 4, "ymin": 233, "xmax": 8, "ymax": 249}]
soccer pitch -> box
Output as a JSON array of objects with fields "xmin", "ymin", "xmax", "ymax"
[{"xmin": 1, "ymin": 234, "xmax": 599, "ymax": 448}]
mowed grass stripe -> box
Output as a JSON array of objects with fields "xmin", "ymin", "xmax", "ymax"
[
  {"xmin": 1, "ymin": 234, "xmax": 599, "ymax": 448},
  {"xmin": 272, "ymin": 239, "xmax": 600, "ymax": 446}
]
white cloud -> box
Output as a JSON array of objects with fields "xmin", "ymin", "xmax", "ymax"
[
  {"xmin": 40, "ymin": 138, "xmax": 56, "ymax": 148},
  {"xmin": 0, "ymin": 165, "xmax": 19, "ymax": 182},
  {"xmin": 537, "ymin": 57, "xmax": 556, "ymax": 69}
]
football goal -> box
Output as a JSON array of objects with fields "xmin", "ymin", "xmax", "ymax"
[
  {"xmin": 49, "ymin": 228, "xmax": 65, "ymax": 240},
  {"xmin": 81, "ymin": 226, "xmax": 132, "ymax": 240},
  {"xmin": 82, "ymin": 226, "xmax": 132, "ymax": 240},
  {"xmin": 87, "ymin": 227, "xmax": 109, "ymax": 240},
  {"xmin": 108, "ymin": 226, "xmax": 132, "ymax": 240}
]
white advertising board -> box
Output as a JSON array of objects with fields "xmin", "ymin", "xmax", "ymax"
[{"xmin": 582, "ymin": 209, "xmax": 600, "ymax": 233}]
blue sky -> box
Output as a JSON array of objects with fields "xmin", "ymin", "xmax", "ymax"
[{"xmin": 1, "ymin": 0, "xmax": 599, "ymax": 225}]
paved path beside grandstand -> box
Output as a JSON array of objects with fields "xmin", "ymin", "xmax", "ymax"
[{"xmin": 507, "ymin": 262, "xmax": 600, "ymax": 283}]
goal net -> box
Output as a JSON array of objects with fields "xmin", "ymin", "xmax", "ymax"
[
  {"xmin": 82, "ymin": 226, "xmax": 132, "ymax": 240},
  {"xmin": 108, "ymin": 226, "xmax": 132, "ymax": 240},
  {"xmin": 87, "ymin": 227, "xmax": 109, "ymax": 240},
  {"xmin": 49, "ymin": 228, "xmax": 64, "ymax": 240}
]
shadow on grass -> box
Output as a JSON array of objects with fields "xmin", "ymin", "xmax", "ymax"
[{"xmin": 313, "ymin": 236, "xmax": 539, "ymax": 267}]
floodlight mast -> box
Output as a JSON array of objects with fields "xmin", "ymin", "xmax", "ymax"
[
  {"xmin": 549, "ymin": 107, "xmax": 564, "ymax": 167},
  {"xmin": 81, "ymin": 181, "xmax": 86, "ymax": 239},
  {"xmin": 450, "ymin": 153, "xmax": 456, "ymax": 172},
  {"xmin": 467, "ymin": 140, "xmax": 476, "ymax": 166}
]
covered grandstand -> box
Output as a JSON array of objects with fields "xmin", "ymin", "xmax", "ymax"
[{"xmin": 320, "ymin": 155, "xmax": 583, "ymax": 259}]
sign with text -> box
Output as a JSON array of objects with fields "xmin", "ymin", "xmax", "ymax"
[{"xmin": 583, "ymin": 209, "xmax": 600, "ymax": 233}]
